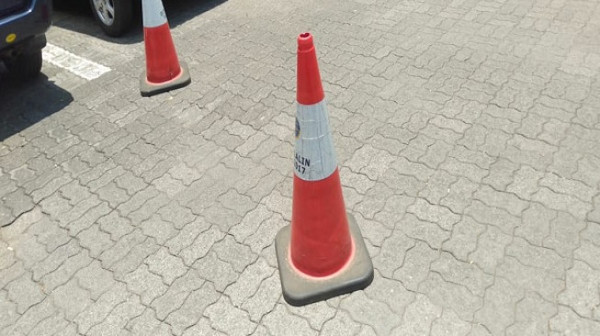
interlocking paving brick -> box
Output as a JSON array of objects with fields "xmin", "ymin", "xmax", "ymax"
[
  {"xmin": 40, "ymin": 248, "xmax": 92, "ymax": 293},
  {"xmin": 466, "ymin": 200, "xmax": 521, "ymax": 235},
  {"xmin": 126, "ymin": 308, "xmax": 168, "ymax": 336},
  {"xmin": 152, "ymin": 173, "xmax": 186, "ymax": 198},
  {"xmin": 320, "ymin": 310, "xmax": 363, "ymax": 336},
  {"xmin": 262, "ymin": 303, "xmax": 317, "ymax": 336},
  {"xmin": 86, "ymin": 294, "xmax": 145, "ymax": 336},
  {"xmin": 97, "ymin": 182, "xmax": 130, "ymax": 208},
  {"xmin": 5, "ymin": 273, "xmax": 44, "ymax": 314},
  {"xmin": 204, "ymin": 296, "xmax": 257, "ymax": 336},
  {"xmin": 393, "ymin": 240, "xmax": 438, "ymax": 291},
  {"xmin": 116, "ymin": 186, "xmax": 160, "ymax": 218},
  {"xmin": 517, "ymin": 202, "xmax": 556, "ymax": 245},
  {"xmin": 558, "ymin": 260, "xmax": 600, "ymax": 320},
  {"xmin": 574, "ymin": 155, "xmax": 600, "ymax": 188},
  {"xmin": 156, "ymin": 200, "xmax": 196, "ymax": 230},
  {"xmin": 64, "ymin": 201, "xmax": 111, "ymax": 236},
  {"xmin": 356, "ymin": 213, "xmax": 393, "ymax": 247},
  {"xmin": 50, "ymin": 278, "xmax": 91, "ymax": 320},
  {"xmin": 544, "ymin": 211, "xmax": 586, "ymax": 258},
  {"xmin": 212, "ymin": 235, "xmax": 258, "ymax": 273},
  {"xmin": 77, "ymin": 223, "xmax": 113, "ymax": 258},
  {"xmin": 128, "ymin": 192, "xmax": 171, "ymax": 225},
  {"xmin": 74, "ymin": 260, "xmax": 115, "ymax": 301},
  {"xmin": 140, "ymin": 214, "xmax": 178, "ymax": 245},
  {"xmin": 151, "ymin": 270, "xmax": 205, "ymax": 320},
  {"xmin": 180, "ymin": 225, "xmax": 225, "ymax": 266},
  {"xmin": 507, "ymin": 237, "xmax": 569, "ymax": 278},
  {"xmin": 56, "ymin": 195, "xmax": 101, "ymax": 227},
  {"xmin": 218, "ymin": 189, "xmax": 257, "ymax": 217},
  {"xmin": 0, "ymin": 291, "xmax": 18, "ymax": 329},
  {"xmin": 475, "ymin": 277, "xmax": 523, "ymax": 336},
  {"xmin": 441, "ymin": 177, "xmax": 479, "ymax": 214},
  {"xmin": 440, "ymin": 157, "xmax": 488, "ymax": 184},
  {"xmin": 354, "ymin": 183, "xmax": 392, "ymax": 220},
  {"xmin": 540, "ymin": 172, "xmax": 597, "ymax": 202},
  {"xmin": 123, "ymin": 264, "xmax": 167, "ymax": 306},
  {"xmin": 0, "ymin": 260, "xmax": 25, "ymax": 291},
  {"xmin": 181, "ymin": 318, "xmax": 226, "ymax": 336},
  {"xmin": 364, "ymin": 273, "xmax": 415, "ymax": 318},
  {"xmin": 419, "ymin": 170, "xmax": 458, "ymax": 205},
  {"xmin": 111, "ymin": 237, "xmax": 160, "ymax": 280},
  {"xmin": 240, "ymin": 273, "xmax": 281, "ymax": 322},
  {"xmin": 3, "ymin": 188, "xmax": 34, "ymax": 220},
  {"xmin": 225, "ymin": 258, "xmax": 274, "ymax": 307},
  {"xmin": 468, "ymin": 225, "xmax": 512, "ymax": 275},
  {"xmin": 587, "ymin": 194, "xmax": 600, "ymax": 224},
  {"xmin": 575, "ymin": 238, "xmax": 600, "ymax": 270},
  {"xmin": 31, "ymin": 239, "xmax": 80, "ymax": 282},
  {"xmin": 496, "ymin": 255, "xmax": 563, "ymax": 303},
  {"xmin": 408, "ymin": 199, "xmax": 461, "ymax": 231},
  {"xmin": 8, "ymin": 165, "xmax": 35, "ymax": 187},
  {"xmin": 4, "ymin": 297, "xmax": 55, "ymax": 335},
  {"xmin": 100, "ymin": 229, "xmax": 145, "ymax": 268},
  {"xmin": 474, "ymin": 185, "xmax": 529, "ymax": 216},
  {"xmin": 115, "ymin": 171, "xmax": 149, "ymax": 195},
  {"xmin": 398, "ymin": 213, "xmax": 451, "ymax": 249},
  {"xmin": 25, "ymin": 310, "xmax": 70, "ymax": 336},
  {"xmin": 419, "ymin": 272, "xmax": 481, "ymax": 322},
  {"xmin": 193, "ymin": 251, "xmax": 238, "ymax": 292},
  {"xmin": 391, "ymin": 294, "xmax": 441, "ymax": 335},
  {"xmin": 166, "ymin": 281, "xmax": 220, "ymax": 335},
  {"xmin": 549, "ymin": 306, "xmax": 600, "ymax": 336},
  {"xmin": 98, "ymin": 210, "xmax": 135, "ymax": 242},
  {"xmin": 506, "ymin": 292, "xmax": 557, "ymax": 336},
  {"xmin": 373, "ymin": 229, "xmax": 415, "ymax": 278},
  {"xmin": 203, "ymin": 203, "xmax": 244, "ymax": 233},
  {"xmin": 431, "ymin": 252, "xmax": 494, "ymax": 297},
  {"xmin": 241, "ymin": 213, "xmax": 283, "ymax": 255},
  {"xmin": 146, "ymin": 247, "xmax": 187, "ymax": 285},
  {"xmin": 430, "ymin": 309, "xmax": 471, "ymax": 336}
]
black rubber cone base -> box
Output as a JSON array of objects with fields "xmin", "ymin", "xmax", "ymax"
[
  {"xmin": 275, "ymin": 213, "xmax": 374, "ymax": 306},
  {"xmin": 140, "ymin": 61, "xmax": 191, "ymax": 97}
]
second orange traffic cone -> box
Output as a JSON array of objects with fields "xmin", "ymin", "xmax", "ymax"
[
  {"xmin": 274, "ymin": 32, "xmax": 374, "ymax": 306},
  {"xmin": 140, "ymin": 0, "xmax": 191, "ymax": 97}
]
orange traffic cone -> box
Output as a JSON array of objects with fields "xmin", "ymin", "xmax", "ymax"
[
  {"xmin": 140, "ymin": 0, "xmax": 191, "ymax": 97},
  {"xmin": 274, "ymin": 32, "xmax": 374, "ymax": 306}
]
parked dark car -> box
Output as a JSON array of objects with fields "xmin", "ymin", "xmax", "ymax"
[{"xmin": 0, "ymin": 0, "xmax": 52, "ymax": 80}]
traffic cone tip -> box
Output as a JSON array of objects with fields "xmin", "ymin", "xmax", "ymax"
[
  {"xmin": 296, "ymin": 32, "xmax": 324, "ymax": 105},
  {"xmin": 298, "ymin": 32, "xmax": 314, "ymax": 52}
]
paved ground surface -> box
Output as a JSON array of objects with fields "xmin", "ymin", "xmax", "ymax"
[{"xmin": 1, "ymin": 0, "xmax": 600, "ymax": 334}]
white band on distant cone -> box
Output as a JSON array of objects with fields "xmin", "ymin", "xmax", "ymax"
[
  {"xmin": 294, "ymin": 101, "xmax": 338, "ymax": 181},
  {"xmin": 142, "ymin": 0, "xmax": 168, "ymax": 28}
]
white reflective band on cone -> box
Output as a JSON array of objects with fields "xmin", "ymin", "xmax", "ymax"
[
  {"xmin": 142, "ymin": 0, "xmax": 168, "ymax": 28},
  {"xmin": 294, "ymin": 101, "xmax": 338, "ymax": 181}
]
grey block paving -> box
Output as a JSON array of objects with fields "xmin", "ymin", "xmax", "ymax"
[{"xmin": 2, "ymin": 0, "xmax": 600, "ymax": 334}]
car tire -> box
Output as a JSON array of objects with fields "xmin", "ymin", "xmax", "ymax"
[
  {"xmin": 89, "ymin": 0, "xmax": 133, "ymax": 37},
  {"xmin": 6, "ymin": 50, "xmax": 43, "ymax": 81}
]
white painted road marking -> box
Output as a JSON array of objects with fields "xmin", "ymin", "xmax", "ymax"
[{"xmin": 42, "ymin": 43, "xmax": 111, "ymax": 80}]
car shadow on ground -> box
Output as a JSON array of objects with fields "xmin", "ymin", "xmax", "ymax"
[
  {"xmin": 52, "ymin": 0, "xmax": 227, "ymax": 44},
  {"xmin": 0, "ymin": 74, "xmax": 73, "ymax": 142}
]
